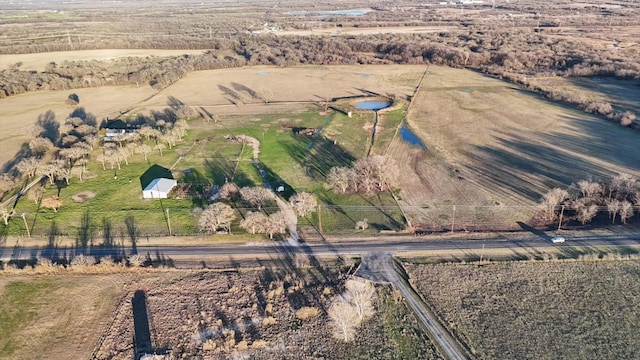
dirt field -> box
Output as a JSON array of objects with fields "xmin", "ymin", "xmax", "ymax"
[
  {"xmin": 404, "ymin": 260, "xmax": 640, "ymax": 360},
  {"xmin": 0, "ymin": 274, "xmax": 127, "ymax": 360},
  {"xmin": 389, "ymin": 65, "xmax": 640, "ymax": 227},
  {"xmin": 0, "ymin": 64, "xmax": 423, "ymax": 167},
  {"xmin": 0, "ymin": 264, "xmax": 442, "ymax": 360}
]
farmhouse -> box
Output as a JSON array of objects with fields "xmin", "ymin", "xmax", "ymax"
[
  {"xmin": 143, "ymin": 178, "xmax": 177, "ymax": 199},
  {"xmin": 101, "ymin": 119, "xmax": 140, "ymax": 141}
]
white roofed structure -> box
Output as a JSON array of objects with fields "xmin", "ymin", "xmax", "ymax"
[{"xmin": 143, "ymin": 178, "xmax": 177, "ymax": 199}]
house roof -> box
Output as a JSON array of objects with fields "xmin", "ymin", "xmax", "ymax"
[
  {"xmin": 140, "ymin": 164, "xmax": 173, "ymax": 189},
  {"xmin": 143, "ymin": 178, "xmax": 177, "ymax": 193}
]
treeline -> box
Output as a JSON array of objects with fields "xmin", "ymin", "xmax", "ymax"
[
  {"xmin": 2, "ymin": 30, "xmax": 639, "ymax": 121},
  {"xmin": 537, "ymin": 174, "xmax": 640, "ymax": 227}
]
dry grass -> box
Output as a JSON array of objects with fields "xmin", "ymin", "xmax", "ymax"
[
  {"xmin": 0, "ymin": 49, "xmax": 206, "ymax": 72},
  {"xmin": 0, "ymin": 64, "xmax": 423, "ymax": 167},
  {"xmin": 405, "ymin": 260, "xmax": 640, "ymax": 360},
  {"xmin": 0, "ymin": 274, "xmax": 127, "ymax": 360},
  {"xmin": 392, "ymin": 65, "xmax": 640, "ymax": 227}
]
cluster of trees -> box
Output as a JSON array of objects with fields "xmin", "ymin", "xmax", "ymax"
[
  {"xmin": 328, "ymin": 279, "xmax": 376, "ymax": 342},
  {"xmin": 327, "ymin": 155, "xmax": 391, "ymax": 195},
  {"xmin": 538, "ymin": 174, "xmax": 640, "ymax": 226},
  {"xmin": 197, "ymin": 187, "xmax": 318, "ymax": 238}
]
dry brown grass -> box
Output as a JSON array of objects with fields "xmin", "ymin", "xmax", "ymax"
[
  {"xmin": 405, "ymin": 260, "xmax": 640, "ymax": 360},
  {"xmin": 0, "ymin": 274, "xmax": 128, "ymax": 360},
  {"xmin": 0, "ymin": 64, "xmax": 423, "ymax": 167},
  {"xmin": 392, "ymin": 65, "xmax": 640, "ymax": 227}
]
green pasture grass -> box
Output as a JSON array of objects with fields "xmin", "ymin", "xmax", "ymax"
[
  {"xmin": 0, "ymin": 279, "xmax": 56, "ymax": 356},
  {"xmin": 2, "ymin": 104, "xmax": 406, "ymax": 237}
]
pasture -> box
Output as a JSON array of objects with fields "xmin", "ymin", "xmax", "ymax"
[
  {"xmin": 390, "ymin": 65, "xmax": 640, "ymax": 228},
  {"xmin": 405, "ymin": 260, "xmax": 640, "ymax": 360}
]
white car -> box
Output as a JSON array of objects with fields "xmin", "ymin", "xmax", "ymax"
[{"xmin": 551, "ymin": 236, "xmax": 566, "ymax": 244}]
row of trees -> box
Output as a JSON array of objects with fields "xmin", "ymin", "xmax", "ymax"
[{"xmin": 538, "ymin": 174, "xmax": 640, "ymax": 226}]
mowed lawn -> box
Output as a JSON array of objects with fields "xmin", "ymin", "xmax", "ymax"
[
  {"xmin": 397, "ymin": 66, "xmax": 640, "ymax": 208},
  {"xmin": 405, "ymin": 260, "xmax": 640, "ymax": 360}
]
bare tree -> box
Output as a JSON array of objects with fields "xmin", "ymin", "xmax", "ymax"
[
  {"xmin": 42, "ymin": 196, "xmax": 63, "ymax": 213},
  {"xmin": 40, "ymin": 162, "xmax": 64, "ymax": 185},
  {"xmin": 606, "ymin": 199, "xmax": 621, "ymax": 224},
  {"xmin": 198, "ymin": 202, "xmax": 236, "ymax": 234},
  {"xmin": 344, "ymin": 279, "xmax": 376, "ymax": 321},
  {"xmin": 327, "ymin": 166, "xmax": 352, "ymax": 194},
  {"xmin": 577, "ymin": 180, "xmax": 603, "ymax": 199},
  {"xmin": 0, "ymin": 204, "xmax": 14, "ymax": 225},
  {"xmin": 135, "ymin": 144, "xmax": 152, "ymax": 161},
  {"xmin": 539, "ymin": 188, "xmax": 569, "ymax": 221},
  {"xmin": 619, "ymin": 200, "xmax": 634, "ymax": 224},
  {"xmin": 239, "ymin": 211, "xmax": 268, "ymax": 234},
  {"xmin": 290, "ymin": 192, "xmax": 317, "ymax": 217},
  {"xmin": 27, "ymin": 185, "xmax": 44, "ymax": 204},
  {"xmin": 328, "ymin": 299, "xmax": 359, "ymax": 342},
  {"xmin": 29, "ymin": 137, "xmax": 54, "ymax": 157},
  {"xmin": 239, "ymin": 186, "xmax": 273, "ymax": 210},
  {"xmin": 154, "ymin": 143, "xmax": 166, "ymax": 156},
  {"xmin": 0, "ymin": 174, "xmax": 16, "ymax": 199},
  {"xmin": 575, "ymin": 202, "xmax": 599, "ymax": 225},
  {"xmin": 219, "ymin": 182, "xmax": 240, "ymax": 200},
  {"xmin": 265, "ymin": 212, "xmax": 287, "ymax": 239},
  {"xmin": 16, "ymin": 157, "xmax": 40, "ymax": 179}
]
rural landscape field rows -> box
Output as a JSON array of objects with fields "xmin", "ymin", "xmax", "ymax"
[{"xmin": 1, "ymin": 0, "xmax": 640, "ymax": 358}]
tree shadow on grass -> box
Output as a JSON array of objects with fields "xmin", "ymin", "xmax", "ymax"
[
  {"xmin": 460, "ymin": 125, "xmax": 621, "ymax": 203},
  {"xmin": 280, "ymin": 135, "xmax": 355, "ymax": 182},
  {"xmin": 204, "ymin": 157, "xmax": 253, "ymax": 188}
]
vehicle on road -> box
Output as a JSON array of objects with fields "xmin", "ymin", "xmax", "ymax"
[{"xmin": 551, "ymin": 236, "xmax": 566, "ymax": 244}]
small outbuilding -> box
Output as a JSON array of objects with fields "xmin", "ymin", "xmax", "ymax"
[
  {"xmin": 143, "ymin": 178, "xmax": 177, "ymax": 199},
  {"xmin": 140, "ymin": 164, "xmax": 176, "ymax": 199}
]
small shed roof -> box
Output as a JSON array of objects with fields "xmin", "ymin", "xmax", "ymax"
[{"xmin": 144, "ymin": 178, "xmax": 177, "ymax": 193}]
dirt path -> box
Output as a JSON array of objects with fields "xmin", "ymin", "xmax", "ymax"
[{"xmin": 236, "ymin": 134, "xmax": 299, "ymax": 245}]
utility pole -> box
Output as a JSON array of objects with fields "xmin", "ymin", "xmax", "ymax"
[
  {"xmin": 557, "ymin": 205, "xmax": 565, "ymax": 232},
  {"xmin": 67, "ymin": 29, "xmax": 72, "ymax": 48},
  {"xmin": 21, "ymin": 213, "xmax": 30, "ymax": 238},
  {"xmin": 317, "ymin": 204, "xmax": 323, "ymax": 235},
  {"xmin": 451, "ymin": 205, "xmax": 456, "ymax": 232},
  {"xmin": 166, "ymin": 208, "xmax": 172, "ymax": 236}
]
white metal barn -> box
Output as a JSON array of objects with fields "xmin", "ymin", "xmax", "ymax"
[{"xmin": 143, "ymin": 178, "xmax": 177, "ymax": 199}]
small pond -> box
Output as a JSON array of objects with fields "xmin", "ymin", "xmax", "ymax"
[
  {"xmin": 399, "ymin": 126, "xmax": 425, "ymax": 149},
  {"xmin": 356, "ymin": 100, "xmax": 391, "ymax": 110}
]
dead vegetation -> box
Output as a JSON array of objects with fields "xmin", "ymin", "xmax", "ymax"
[{"xmin": 405, "ymin": 260, "xmax": 640, "ymax": 360}]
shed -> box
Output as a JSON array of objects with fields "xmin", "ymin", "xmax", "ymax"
[{"xmin": 143, "ymin": 178, "xmax": 177, "ymax": 199}]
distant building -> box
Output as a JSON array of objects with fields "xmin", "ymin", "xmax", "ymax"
[{"xmin": 101, "ymin": 119, "xmax": 141, "ymax": 141}]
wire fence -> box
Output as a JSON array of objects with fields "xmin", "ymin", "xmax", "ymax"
[{"xmin": 4, "ymin": 203, "xmax": 639, "ymax": 240}]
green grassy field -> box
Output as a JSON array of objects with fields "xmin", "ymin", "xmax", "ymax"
[{"xmin": 2, "ymin": 103, "xmax": 408, "ymax": 237}]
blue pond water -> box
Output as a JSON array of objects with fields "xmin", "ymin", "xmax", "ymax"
[
  {"xmin": 287, "ymin": 9, "xmax": 368, "ymax": 16},
  {"xmin": 399, "ymin": 126, "xmax": 425, "ymax": 149},
  {"xmin": 356, "ymin": 100, "xmax": 391, "ymax": 110}
]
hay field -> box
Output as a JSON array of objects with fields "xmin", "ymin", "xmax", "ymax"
[
  {"xmin": 0, "ymin": 64, "xmax": 423, "ymax": 167},
  {"xmin": 405, "ymin": 261, "xmax": 640, "ymax": 360},
  {"xmin": 394, "ymin": 66, "xmax": 640, "ymax": 212}
]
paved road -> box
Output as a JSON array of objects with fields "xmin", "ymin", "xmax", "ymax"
[
  {"xmin": 3, "ymin": 234, "xmax": 640, "ymax": 261},
  {"xmin": 357, "ymin": 252, "xmax": 468, "ymax": 360}
]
